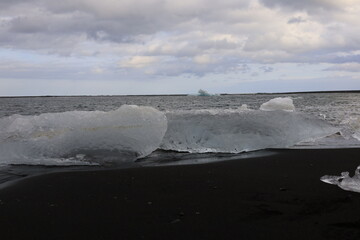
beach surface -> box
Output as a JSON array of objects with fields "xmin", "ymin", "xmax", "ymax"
[{"xmin": 0, "ymin": 148, "xmax": 360, "ymax": 239}]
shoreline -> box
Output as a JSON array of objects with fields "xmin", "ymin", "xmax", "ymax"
[{"xmin": 1, "ymin": 148, "xmax": 360, "ymax": 239}]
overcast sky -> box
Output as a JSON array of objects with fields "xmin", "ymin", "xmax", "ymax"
[{"xmin": 1, "ymin": 0, "xmax": 360, "ymax": 96}]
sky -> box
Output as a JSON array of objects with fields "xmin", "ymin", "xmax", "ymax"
[{"xmin": 1, "ymin": 0, "xmax": 360, "ymax": 96}]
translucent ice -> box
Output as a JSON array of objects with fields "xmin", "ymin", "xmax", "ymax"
[
  {"xmin": 0, "ymin": 105, "xmax": 167, "ymax": 165},
  {"xmin": 340, "ymin": 116, "xmax": 360, "ymax": 141},
  {"xmin": 321, "ymin": 166, "xmax": 360, "ymax": 193},
  {"xmin": 161, "ymin": 109, "xmax": 338, "ymax": 153},
  {"xmin": 260, "ymin": 97, "xmax": 295, "ymax": 112},
  {"xmin": 198, "ymin": 89, "xmax": 211, "ymax": 96}
]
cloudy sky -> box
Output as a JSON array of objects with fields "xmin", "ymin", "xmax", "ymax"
[{"xmin": 1, "ymin": 0, "xmax": 360, "ymax": 96}]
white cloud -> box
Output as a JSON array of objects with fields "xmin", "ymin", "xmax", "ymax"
[
  {"xmin": 119, "ymin": 56, "xmax": 159, "ymax": 69},
  {"xmin": 1, "ymin": 0, "xmax": 359, "ymax": 63},
  {"xmin": 92, "ymin": 67, "xmax": 105, "ymax": 74},
  {"xmin": 193, "ymin": 55, "xmax": 216, "ymax": 64}
]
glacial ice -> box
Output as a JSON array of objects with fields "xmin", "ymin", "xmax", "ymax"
[
  {"xmin": 198, "ymin": 89, "xmax": 211, "ymax": 96},
  {"xmin": 340, "ymin": 116, "xmax": 360, "ymax": 141},
  {"xmin": 0, "ymin": 105, "xmax": 167, "ymax": 165},
  {"xmin": 260, "ymin": 97, "xmax": 295, "ymax": 112},
  {"xmin": 0, "ymin": 97, "xmax": 344, "ymax": 166},
  {"xmin": 321, "ymin": 166, "xmax": 360, "ymax": 193},
  {"xmin": 161, "ymin": 109, "xmax": 338, "ymax": 153}
]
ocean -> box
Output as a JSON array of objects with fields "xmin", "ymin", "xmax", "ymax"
[{"xmin": 1, "ymin": 92, "xmax": 360, "ymax": 185}]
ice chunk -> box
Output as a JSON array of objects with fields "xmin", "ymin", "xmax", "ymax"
[
  {"xmin": 161, "ymin": 109, "xmax": 338, "ymax": 153},
  {"xmin": 321, "ymin": 166, "xmax": 360, "ymax": 193},
  {"xmin": 260, "ymin": 97, "xmax": 295, "ymax": 112},
  {"xmin": 0, "ymin": 105, "xmax": 167, "ymax": 165},
  {"xmin": 239, "ymin": 104, "xmax": 249, "ymax": 111},
  {"xmin": 340, "ymin": 116, "xmax": 360, "ymax": 141},
  {"xmin": 198, "ymin": 89, "xmax": 211, "ymax": 96}
]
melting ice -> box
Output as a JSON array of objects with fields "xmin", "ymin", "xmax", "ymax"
[
  {"xmin": 161, "ymin": 109, "xmax": 338, "ymax": 153},
  {"xmin": 321, "ymin": 166, "xmax": 360, "ymax": 193},
  {"xmin": 161, "ymin": 98, "xmax": 337, "ymax": 153},
  {"xmin": 340, "ymin": 116, "xmax": 360, "ymax": 141},
  {"xmin": 0, "ymin": 105, "xmax": 167, "ymax": 165}
]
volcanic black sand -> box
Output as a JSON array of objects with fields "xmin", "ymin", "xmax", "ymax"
[{"xmin": 1, "ymin": 148, "xmax": 360, "ymax": 240}]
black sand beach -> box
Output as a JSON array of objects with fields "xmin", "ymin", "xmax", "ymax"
[{"xmin": 0, "ymin": 148, "xmax": 360, "ymax": 239}]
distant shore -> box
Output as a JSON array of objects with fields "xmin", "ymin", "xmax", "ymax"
[
  {"xmin": 1, "ymin": 89, "xmax": 360, "ymax": 98},
  {"xmin": 0, "ymin": 148, "xmax": 360, "ymax": 239}
]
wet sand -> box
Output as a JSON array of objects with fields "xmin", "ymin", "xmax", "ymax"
[{"xmin": 0, "ymin": 148, "xmax": 360, "ymax": 239}]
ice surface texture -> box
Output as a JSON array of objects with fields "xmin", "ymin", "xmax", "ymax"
[
  {"xmin": 321, "ymin": 166, "xmax": 360, "ymax": 193},
  {"xmin": 0, "ymin": 105, "xmax": 167, "ymax": 165},
  {"xmin": 161, "ymin": 109, "xmax": 338, "ymax": 153},
  {"xmin": 341, "ymin": 116, "xmax": 360, "ymax": 141}
]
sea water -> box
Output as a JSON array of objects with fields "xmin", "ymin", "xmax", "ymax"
[{"xmin": 1, "ymin": 92, "xmax": 360, "ymax": 186}]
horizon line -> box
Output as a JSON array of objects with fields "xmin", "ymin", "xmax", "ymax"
[{"xmin": 1, "ymin": 89, "xmax": 360, "ymax": 98}]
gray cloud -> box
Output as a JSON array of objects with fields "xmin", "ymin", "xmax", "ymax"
[
  {"xmin": 259, "ymin": 0, "xmax": 341, "ymax": 12},
  {"xmin": 323, "ymin": 63, "xmax": 360, "ymax": 72},
  {"xmin": 260, "ymin": 66, "xmax": 274, "ymax": 73},
  {"xmin": 120, "ymin": 55, "xmax": 246, "ymax": 77},
  {"xmin": 287, "ymin": 16, "xmax": 307, "ymax": 24},
  {"xmin": 0, "ymin": 0, "xmax": 360, "ymax": 78}
]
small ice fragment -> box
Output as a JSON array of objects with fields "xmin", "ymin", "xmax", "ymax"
[
  {"xmin": 320, "ymin": 175, "xmax": 344, "ymax": 185},
  {"xmin": 239, "ymin": 104, "xmax": 249, "ymax": 111},
  {"xmin": 171, "ymin": 219, "xmax": 181, "ymax": 224},
  {"xmin": 321, "ymin": 166, "xmax": 360, "ymax": 193}
]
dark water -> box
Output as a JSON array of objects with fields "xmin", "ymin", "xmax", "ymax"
[{"xmin": 2, "ymin": 93, "xmax": 360, "ymax": 124}]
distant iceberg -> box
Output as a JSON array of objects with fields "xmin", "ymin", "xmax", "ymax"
[
  {"xmin": 197, "ymin": 89, "xmax": 218, "ymax": 96},
  {"xmin": 198, "ymin": 89, "xmax": 211, "ymax": 96}
]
